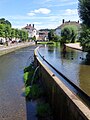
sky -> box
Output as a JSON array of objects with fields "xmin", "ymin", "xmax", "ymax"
[{"xmin": 0, "ymin": 0, "xmax": 80, "ymax": 30}]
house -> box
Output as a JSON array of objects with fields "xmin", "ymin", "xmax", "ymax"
[
  {"xmin": 55, "ymin": 19, "xmax": 80, "ymax": 36},
  {"xmin": 23, "ymin": 24, "xmax": 39, "ymax": 40},
  {"xmin": 38, "ymin": 31, "xmax": 49, "ymax": 41}
]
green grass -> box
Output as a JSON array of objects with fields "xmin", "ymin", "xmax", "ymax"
[{"xmin": 37, "ymin": 41, "xmax": 54, "ymax": 45}]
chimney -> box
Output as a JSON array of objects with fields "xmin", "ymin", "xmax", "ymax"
[
  {"xmin": 27, "ymin": 24, "xmax": 28, "ymax": 26},
  {"xmin": 33, "ymin": 24, "xmax": 34, "ymax": 28},
  {"xmin": 62, "ymin": 19, "xmax": 65, "ymax": 24},
  {"xmin": 29, "ymin": 24, "xmax": 31, "ymax": 26}
]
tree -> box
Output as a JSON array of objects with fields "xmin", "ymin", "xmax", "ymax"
[
  {"xmin": 4, "ymin": 25, "xmax": 11, "ymax": 40},
  {"xmin": 78, "ymin": 0, "xmax": 90, "ymax": 27},
  {"xmin": 15, "ymin": 29, "xmax": 19, "ymax": 39},
  {"xmin": 79, "ymin": 25, "xmax": 90, "ymax": 52},
  {"xmin": 0, "ymin": 24, "xmax": 5, "ymax": 38},
  {"xmin": 54, "ymin": 35, "xmax": 61, "ymax": 42},
  {"xmin": 48, "ymin": 30, "xmax": 55, "ymax": 41},
  {"xmin": 10, "ymin": 28, "xmax": 15, "ymax": 40},
  {"xmin": 0, "ymin": 18, "xmax": 11, "ymax": 27},
  {"xmin": 61, "ymin": 25, "xmax": 77, "ymax": 44},
  {"xmin": 78, "ymin": 0, "xmax": 90, "ymax": 52}
]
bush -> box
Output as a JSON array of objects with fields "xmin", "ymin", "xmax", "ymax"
[
  {"xmin": 25, "ymin": 86, "xmax": 30, "ymax": 97},
  {"xmin": 24, "ymin": 63, "xmax": 35, "ymax": 73},
  {"xmin": 24, "ymin": 72, "xmax": 29, "ymax": 84},
  {"xmin": 30, "ymin": 84, "xmax": 43, "ymax": 99},
  {"xmin": 37, "ymin": 103, "xmax": 52, "ymax": 118}
]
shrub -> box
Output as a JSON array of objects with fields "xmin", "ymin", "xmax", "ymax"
[
  {"xmin": 30, "ymin": 84, "xmax": 43, "ymax": 99},
  {"xmin": 24, "ymin": 72, "xmax": 29, "ymax": 84},
  {"xmin": 25, "ymin": 86, "xmax": 30, "ymax": 97},
  {"xmin": 37, "ymin": 103, "xmax": 52, "ymax": 118}
]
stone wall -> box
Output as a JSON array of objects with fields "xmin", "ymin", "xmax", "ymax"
[
  {"xmin": 34, "ymin": 47, "xmax": 90, "ymax": 120},
  {"xmin": 0, "ymin": 43, "xmax": 34, "ymax": 56}
]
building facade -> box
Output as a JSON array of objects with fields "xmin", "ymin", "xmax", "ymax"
[
  {"xmin": 55, "ymin": 19, "xmax": 80, "ymax": 36},
  {"xmin": 23, "ymin": 24, "xmax": 39, "ymax": 40}
]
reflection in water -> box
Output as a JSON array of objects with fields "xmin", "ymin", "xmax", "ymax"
[
  {"xmin": 39, "ymin": 45, "xmax": 90, "ymax": 96},
  {"xmin": 79, "ymin": 65, "xmax": 90, "ymax": 95}
]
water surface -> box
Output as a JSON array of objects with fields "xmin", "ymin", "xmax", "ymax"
[
  {"xmin": 39, "ymin": 45, "xmax": 90, "ymax": 96},
  {"xmin": 0, "ymin": 46, "xmax": 36, "ymax": 120}
]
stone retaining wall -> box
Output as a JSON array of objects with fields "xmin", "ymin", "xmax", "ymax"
[
  {"xmin": 0, "ymin": 43, "xmax": 34, "ymax": 56},
  {"xmin": 34, "ymin": 47, "xmax": 90, "ymax": 120}
]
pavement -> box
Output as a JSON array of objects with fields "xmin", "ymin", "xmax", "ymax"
[{"xmin": 65, "ymin": 43, "xmax": 82, "ymax": 50}]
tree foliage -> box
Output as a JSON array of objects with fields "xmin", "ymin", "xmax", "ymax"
[
  {"xmin": 0, "ymin": 18, "xmax": 12, "ymax": 27},
  {"xmin": 78, "ymin": 0, "xmax": 90, "ymax": 52},
  {"xmin": 79, "ymin": 25, "xmax": 90, "ymax": 52},
  {"xmin": 61, "ymin": 25, "xmax": 77, "ymax": 44},
  {"xmin": 48, "ymin": 30, "xmax": 60, "ymax": 42},
  {"xmin": 78, "ymin": 0, "xmax": 90, "ymax": 27},
  {"xmin": 0, "ymin": 18, "xmax": 28, "ymax": 42},
  {"xmin": 48, "ymin": 30, "xmax": 55, "ymax": 41}
]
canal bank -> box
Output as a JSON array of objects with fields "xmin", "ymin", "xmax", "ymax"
[{"xmin": 0, "ymin": 42, "xmax": 35, "ymax": 56}]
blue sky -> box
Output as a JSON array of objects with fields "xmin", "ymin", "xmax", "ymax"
[{"xmin": 0, "ymin": 0, "xmax": 79, "ymax": 30}]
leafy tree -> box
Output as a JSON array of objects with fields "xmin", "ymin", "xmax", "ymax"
[
  {"xmin": 18, "ymin": 30, "xmax": 28, "ymax": 41},
  {"xmin": 78, "ymin": 0, "xmax": 90, "ymax": 52},
  {"xmin": 15, "ymin": 29, "xmax": 19, "ymax": 39},
  {"xmin": 78, "ymin": 0, "xmax": 90, "ymax": 27},
  {"xmin": 0, "ymin": 18, "xmax": 29, "ymax": 43},
  {"xmin": 54, "ymin": 35, "xmax": 61, "ymax": 42},
  {"xmin": 48, "ymin": 30, "xmax": 55, "ymax": 41},
  {"xmin": 79, "ymin": 25, "xmax": 90, "ymax": 52},
  {"xmin": 0, "ymin": 24, "xmax": 5, "ymax": 38},
  {"xmin": 10, "ymin": 28, "xmax": 15, "ymax": 39},
  {"xmin": 0, "ymin": 18, "xmax": 11, "ymax": 27},
  {"xmin": 21, "ymin": 30, "xmax": 28, "ymax": 41},
  {"xmin": 4, "ymin": 25, "xmax": 11, "ymax": 40},
  {"xmin": 61, "ymin": 25, "xmax": 78, "ymax": 44}
]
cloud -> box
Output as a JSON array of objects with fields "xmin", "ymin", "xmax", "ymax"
[
  {"xmin": 27, "ymin": 12, "xmax": 35, "ymax": 16},
  {"xmin": 28, "ymin": 8, "xmax": 51, "ymax": 16},
  {"xmin": 65, "ymin": 9, "xmax": 78, "ymax": 15}
]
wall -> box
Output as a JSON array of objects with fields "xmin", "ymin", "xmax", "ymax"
[
  {"xmin": 34, "ymin": 47, "xmax": 90, "ymax": 120},
  {"xmin": 0, "ymin": 43, "xmax": 34, "ymax": 56}
]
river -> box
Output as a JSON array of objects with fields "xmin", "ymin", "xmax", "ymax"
[
  {"xmin": 38, "ymin": 44, "xmax": 90, "ymax": 96},
  {"xmin": 0, "ymin": 45, "xmax": 36, "ymax": 120}
]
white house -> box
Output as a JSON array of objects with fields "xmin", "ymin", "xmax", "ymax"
[
  {"xmin": 23, "ymin": 24, "xmax": 39, "ymax": 40},
  {"xmin": 55, "ymin": 19, "xmax": 80, "ymax": 37}
]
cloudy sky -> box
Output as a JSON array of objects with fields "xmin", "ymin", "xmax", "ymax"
[{"xmin": 0, "ymin": 0, "xmax": 79, "ymax": 29}]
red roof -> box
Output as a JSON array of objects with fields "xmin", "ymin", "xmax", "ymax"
[{"xmin": 24, "ymin": 24, "xmax": 36, "ymax": 30}]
